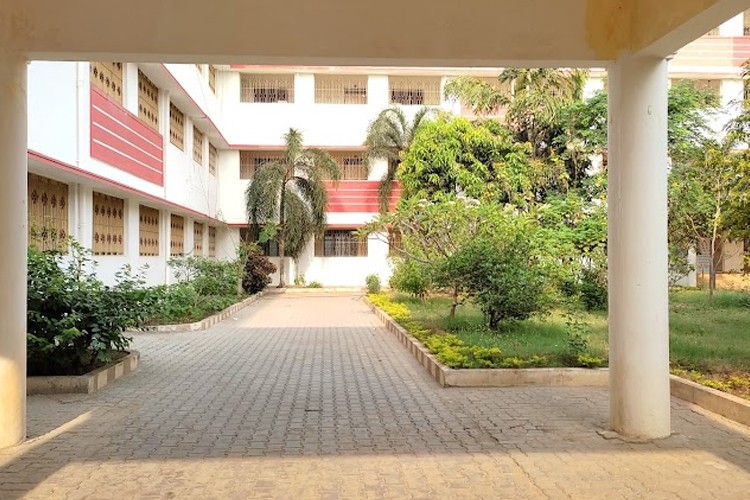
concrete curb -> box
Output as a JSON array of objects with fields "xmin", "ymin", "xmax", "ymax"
[
  {"xmin": 133, "ymin": 291, "xmax": 266, "ymax": 333},
  {"xmin": 27, "ymin": 350, "xmax": 140, "ymax": 395},
  {"xmin": 670, "ymin": 375, "xmax": 750, "ymax": 427},
  {"xmin": 363, "ymin": 297, "xmax": 607, "ymax": 388}
]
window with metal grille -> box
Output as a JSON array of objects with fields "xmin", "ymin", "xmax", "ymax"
[
  {"xmin": 389, "ymin": 76, "xmax": 441, "ymax": 105},
  {"xmin": 315, "ymin": 75, "xmax": 368, "ymax": 104},
  {"xmin": 193, "ymin": 127, "xmax": 204, "ymax": 165},
  {"xmin": 92, "ymin": 192, "xmax": 125, "ymax": 255},
  {"xmin": 329, "ymin": 152, "xmax": 368, "ymax": 180},
  {"xmin": 315, "ymin": 230, "xmax": 368, "ymax": 257},
  {"xmin": 671, "ymin": 78, "xmax": 721, "ymax": 105},
  {"xmin": 208, "ymin": 65, "xmax": 217, "ymax": 93},
  {"xmin": 90, "ymin": 62, "xmax": 123, "ymax": 103},
  {"xmin": 138, "ymin": 70, "xmax": 160, "ymax": 132},
  {"xmin": 170, "ymin": 103, "xmax": 185, "ymax": 150},
  {"xmin": 28, "ymin": 174, "xmax": 69, "ymax": 253},
  {"xmin": 193, "ymin": 222, "xmax": 204, "ymax": 255},
  {"xmin": 209, "ymin": 143, "xmax": 218, "ymax": 175},
  {"xmin": 208, "ymin": 226, "xmax": 217, "ymax": 257},
  {"xmin": 170, "ymin": 215, "xmax": 185, "ymax": 256},
  {"xmin": 240, "ymin": 151, "xmax": 284, "ymax": 179},
  {"xmin": 139, "ymin": 205, "xmax": 160, "ymax": 256},
  {"xmin": 240, "ymin": 226, "xmax": 282, "ymax": 256},
  {"xmin": 240, "ymin": 74, "xmax": 295, "ymax": 103}
]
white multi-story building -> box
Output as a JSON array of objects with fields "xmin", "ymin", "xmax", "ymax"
[{"xmin": 26, "ymin": 13, "xmax": 750, "ymax": 288}]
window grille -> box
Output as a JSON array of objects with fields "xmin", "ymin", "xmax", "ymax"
[
  {"xmin": 315, "ymin": 230, "xmax": 368, "ymax": 257},
  {"xmin": 208, "ymin": 65, "xmax": 217, "ymax": 93},
  {"xmin": 240, "ymin": 74, "xmax": 295, "ymax": 103},
  {"xmin": 170, "ymin": 214, "xmax": 185, "ymax": 256},
  {"xmin": 209, "ymin": 143, "xmax": 218, "ymax": 175},
  {"xmin": 240, "ymin": 226, "xmax": 282, "ymax": 256},
  {"xmin": 193, "ymin": 126, "xmax": 204, "ymax": 165},
  {"xmin": 315, "ymin": 75, "xmax": 368, "ymax": 104},
  {"xmin": 139, "ymin": 205, "xmax": 160, "ymax": 256},
  {"xmin": 193, "ymin": 222, "xmax": 204, "ymax": 255},
  {"xmin": 28, "ymin": 174, "xmax": 69, "ymax": 253},
  {"xmin": 208, "ymin": 226, "xmax": 217, "ymax": 257},
  {"xmin": 170, "ymin": 103, "xmax": 185, "ymax": 150},
  {"xmin": 90, "ymin": 62, "xmax": 123, "ymax": 103},
  {"xmin": 92, "ymin": 192, "xmax": 125, "ymax": 255},
  {"xmin": 389, "ymin": 76, "xmax": 441, "ymax": 105},
  {"xmin": 388, "ymin": 230, "xmax": 403, "ymax": 257},
  {"xmin": 240, "ymin": 151, "xmax": 284, "ymax": 179},
  {"xmin": 138, "ymin": 70, "xmax": 160, "ymax": 132},
  {"xmin": 329, "ymin": 151, "xmax": 368, "ymax": 180}
]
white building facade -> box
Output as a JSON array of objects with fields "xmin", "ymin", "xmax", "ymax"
[{"xmin": 25, "ymin": 12, "xmax": 750, "ymax": 289}]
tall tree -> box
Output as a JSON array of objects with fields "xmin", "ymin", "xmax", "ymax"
[
  {"xmin": 363, "ymin": 106, "xmax": 435, "ymax": 212},
  {"xmin": 245, "ymin": 128, "xmax": 340, "ymax": 288},
  {"xmin": 669, "ymin": 137, "xmax": 742, "ymax": 299},
  {"xmin": 445, "ymin": 68, "xmax": 590, "ymax": 186}
]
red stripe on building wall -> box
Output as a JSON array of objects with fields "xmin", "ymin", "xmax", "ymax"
[
  {"xmin": 91, "ymin": 142, "xmax": 164, "ymax": 185},
  {"xmin": 324, "ymin": 180, "xmax": 400, "ymax": 213},
  {"xmin": 91, "ymin": 109, "xmax": 163, "ymax": 158},
  {"xmin": 733, "ymin": 37, "xmax": 750, "ymax": 66},
  {"xmin": 90, "ymin": 87, "xmax": 164, "ymax": 186}
]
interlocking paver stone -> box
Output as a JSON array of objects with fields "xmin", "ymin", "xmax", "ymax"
[{"xmin": 2, "ymin": 292, "xmax": 750, "ymax": 498}]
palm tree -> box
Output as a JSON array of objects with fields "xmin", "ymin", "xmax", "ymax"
[
  {"xmin": 364, "ymin": 106, "xmax": 435, "ymax": 212},
  {"xmin": 444, "ymin": 68, "xmax": 588, "ymax": 154},
  {"xmin": 245, "ymin": 128, "xmax": 340, "ymax": 288}
]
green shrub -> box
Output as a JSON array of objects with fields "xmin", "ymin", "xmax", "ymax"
[
  {"xmin": 308, "ymin": 281, "xmax": 323, "ymax": 288},
  {"xmin": 449, "ymin": 233, "xmax": 549, "ymax": 328},
  {"xmin": 365, "ymin": 274, "xmax": 381, "ymax": 294},
  {"xmin": 389, "ymin": 259, "xmax": 432, "ymax": 299},
  {"xmin": 241, "ymin": 246, "xmax": 277, "ymax": 294},
  {"xmin": 579, "ymin": 267, "xmax": 608, "ymax": 311},
  {"xmin": 27, "ymin": 244, "xmax": 157, "ymax": 376}
]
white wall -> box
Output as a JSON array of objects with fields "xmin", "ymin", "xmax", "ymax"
[
  {"xmin": 28, "ymin": 62, "xmax": 79, "ymax": 166},
  {"xmin": 296, "ymin": 233, "xmax": 392, "ymax": 287}
]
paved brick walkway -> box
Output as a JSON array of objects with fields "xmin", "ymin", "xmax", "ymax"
[{"xmin": 3, "ymin": 293, "xmax": 750, "ymax": 499}]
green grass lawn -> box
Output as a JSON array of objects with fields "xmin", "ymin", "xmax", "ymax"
[{"xmin": 390, "ymin": 289, "xmax": 750, "ymax": 380}]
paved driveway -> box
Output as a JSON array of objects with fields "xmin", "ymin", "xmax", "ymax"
[{"xmin": 2, "ymin": 293, "xmax": 750, "ymax": 499}]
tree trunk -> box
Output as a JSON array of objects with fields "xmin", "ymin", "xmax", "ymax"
[
  {"xmin": 277, "ymin": 237, "xmax": 286, "ymax": 288},
  {"xmin": 277, "ymin": 181, "xmax": 287, "ymax": 288},
  {"xmin": 744, "ymin": 237, "xmax": 749, "ymax": 276},
  {"xmin": 449, "ymin": 283, "xmax": 459, "ymax": 319},
  {"xmin": 709, "ymin": 237, "xmax": 722, "ymax": 302}
]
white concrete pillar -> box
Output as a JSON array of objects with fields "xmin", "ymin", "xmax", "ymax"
[
  {"xmin": 123, "ymin": 63, "xmax": 139, "ymax": 115},
  {"xmin": 125, "ymin": 199, "xmax": 140, "ymax": 266},
  {"xmin": 295, "ymin": 73, "xmax": 315, "ymax": 105},
  {"xmin": 368, "ymin": 75, "xmax": 389, "ymax": 108},
  {"xmin": 185, "ymin": 218, "xmax": 195, "ymax": 256},
  {"xmin": 0, "ymin": 52, "xmax": 28, "ymax": 448},
  {"xmin": 608, "ymin": 54, "xmax": 671, "ymax": 439}
]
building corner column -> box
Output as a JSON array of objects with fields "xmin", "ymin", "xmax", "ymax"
[
  {"xmin": 607, "ymin": 53, "xmax": 671, "ymax": 439},
  {"xmin": 0, "ymin": 50, "xmax": 28, "ymax": 448}
]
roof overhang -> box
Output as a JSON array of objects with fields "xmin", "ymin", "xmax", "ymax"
[{"xmin": 2, "ymin": 0, "xmax": 748, "ymax": 66}]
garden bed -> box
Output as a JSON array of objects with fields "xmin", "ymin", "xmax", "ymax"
[
  {"xmin": 365, "ymin": 296, "xmax": 607, "ymax": 388},
  {"xmin": 133, "ymin": 291, "xmax": 265, "ymax": 333},
  {"xmin": 367, "ymin": 290, "xmax": 750, "ymax": 400},
  {"xmin": 27, "ymin": 350, "xmax": 139, "ymax": 395}
]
